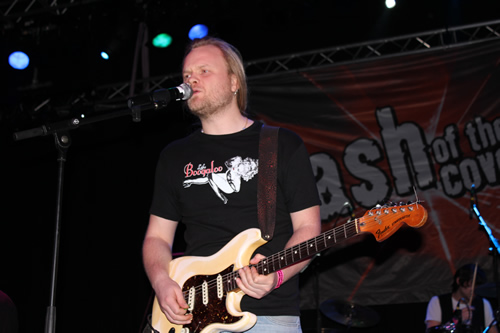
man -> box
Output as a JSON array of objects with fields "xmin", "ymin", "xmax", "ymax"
[
  {"xmin": 425, "ymin": 264, "xmax": 498, "ymax": 333},
  {"xmin": 142, "ymin": 36, "xmax": 321, "ymax": 332}
]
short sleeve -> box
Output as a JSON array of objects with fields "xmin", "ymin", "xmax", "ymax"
[{"xmin": 425, "ymin": 296, "xmax": 442, "ymax": 324}]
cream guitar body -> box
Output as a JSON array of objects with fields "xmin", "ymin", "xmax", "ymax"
[{"xmin": 151, "ymin": 228, "xmax": 267, "ymax": 333}]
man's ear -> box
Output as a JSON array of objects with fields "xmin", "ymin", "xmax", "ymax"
[{"xmin": 231, "ymin": 74, "xmax": 238, "ymax": 92}]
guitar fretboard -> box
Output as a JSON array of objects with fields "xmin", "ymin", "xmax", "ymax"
[
  {"xmin": 223, "ymin": 218, "xmax": 360, "ymax": 292},
  {"xmin": 181, "ymin": 202, "xmax": 427, "ymax": 305}
]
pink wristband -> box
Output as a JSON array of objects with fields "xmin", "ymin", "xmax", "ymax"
[{"xmin": 275, "ymin": 270, "xmax": 284, "ymax": 289}]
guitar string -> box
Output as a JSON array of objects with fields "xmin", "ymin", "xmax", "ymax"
[
  {"xmin": 182, "ymin": 207, "xmax": 422, "ymax": 299},
  {"xmin": 181, "ymin": 222, "xmax": 357, "ymax": 298},
  {"xmin": 181, "ymin": 204, "xmax": 422, "ymax": 299},
  {"xmin": 181, "ymin": 205, "xmax": 422, "ymax": 298},
  {"xmin": 182, "ymin": 223, "xmax": 363, "ymax": 298}
]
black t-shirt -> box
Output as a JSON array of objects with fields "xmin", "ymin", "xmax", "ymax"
[{"xmin": 150, "ymin": 120, "xmax": 320, "ymax": 316}]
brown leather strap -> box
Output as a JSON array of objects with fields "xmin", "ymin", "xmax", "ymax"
[{"xmin": 257, "ymin": 124, "xmax": 279, "ymax": 241}]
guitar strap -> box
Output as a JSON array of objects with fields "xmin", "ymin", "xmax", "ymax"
[{"xmin": 257, "ymin": 124, "xmax": 279, "ymax": 241}]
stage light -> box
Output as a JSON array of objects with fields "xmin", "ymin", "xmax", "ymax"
[
  {"xmin": 385, "ymin": 0, "xmax": 396, "ymax": 9},
  {"xmin": 152, "ymin": 33, "xmax": 172, "ymax": 48},
  {"xmin": 99, "ymin": 38, "xmax": 122, "ymax": 61},
  {"xmin": 189, "ymin": 24, "xmax": 208, "ymax": 40},
  {"xmin": 8, "ymin": 51, "xmax": 30, "ymax": 70}
]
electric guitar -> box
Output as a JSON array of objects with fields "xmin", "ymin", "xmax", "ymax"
[{"xmin": 150, "ymin": 202, "xmax": 428, "ymax": 333}]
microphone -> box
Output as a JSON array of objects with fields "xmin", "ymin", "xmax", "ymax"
[
  {"xmin": 456, "ymin": 297, "xmax": 463, "ymax": 310},
  {"xmin": 470, "ymin": 184, "xmax": 476, "ymax": 197},
  {"xmin": 453, "ymin": 297, "xmax": 465, "ymax": 325},
  {"xmin": 127, "ymin": 83, "xmax": 193, "ymax": 111},
  {"xmin": 470, "ymin": 184, "xmax": 476, "ymax": 219}
]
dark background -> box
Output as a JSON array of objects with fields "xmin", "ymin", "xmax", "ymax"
[
  {"xmin": 1, "ymin": 1, "xmax": 500, "ymax": 332},
  {"xmin": 2, "ymin": 0, "xmax": 500, "ymax": 132}
]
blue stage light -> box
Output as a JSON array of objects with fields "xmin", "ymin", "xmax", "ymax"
[
  {"xmin": 189, "ymin": 24, "xmax": 209, "ymax": 40},
  {"xmin": 8, "ymin": 51, "xmax": 30, "ymax": 70}
]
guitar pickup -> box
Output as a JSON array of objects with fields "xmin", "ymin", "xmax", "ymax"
[
  {"xmin": 188, "ymin": 287, "xmax": 195, "ymax": 312},
  {"xmin": 217, "ymin": 274, "xmax": 223, "ymax": 299},
  {"xmin": 202, "ymin": 281, "xmax": 208, "ymax": 305}
]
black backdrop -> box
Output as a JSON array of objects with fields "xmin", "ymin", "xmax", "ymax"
[{"xmin": 1, "ymin": 104, "xmax": 194, "ymax": 332}]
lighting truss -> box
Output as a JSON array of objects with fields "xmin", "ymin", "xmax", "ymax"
[
  {"xmin": 0, "ymin": 0, "xmax": 105, "ymax": 21},
  {"xmin": 11, "ymin": 19, "xmax": 500, "ymax": 116},
  {"xmin": 244, "ymin": 19, "xmax": 500, "ymax": 78},
  {"xmin": 85, "ymin": 19, "xmax": 500, "ymax": 107}
]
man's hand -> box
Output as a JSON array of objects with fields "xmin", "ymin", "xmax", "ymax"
[
  {"xmin": 460, "ymin": 306, "xmax": 474, "ymax": 323},
  {"xmin": 154, "ymin": 277, "xmax": 193, "ymax": 325},
  {"xmin": 236, "ymin": 254, "xmax": 278, "ymax": 299}
]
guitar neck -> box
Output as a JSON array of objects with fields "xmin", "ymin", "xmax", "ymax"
[
  {"xmin": 256, "ymin": 218, "xmax": 360, "ymax": 275},
  {"xmin": 222, "ymin": 202, "xmax": 426, "ymax": 293}
]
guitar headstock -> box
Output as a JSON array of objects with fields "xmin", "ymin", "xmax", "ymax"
[{"xmin": 357, "ymin": 201, "xmax": 428, "ymax": 242}]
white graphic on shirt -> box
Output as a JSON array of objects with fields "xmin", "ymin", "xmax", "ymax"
[{"xmin": 183, "ymin": 156, "xmax": 258, "ymax": 204}]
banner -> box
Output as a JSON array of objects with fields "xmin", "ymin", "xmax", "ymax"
[{"xmin": 248, "ymin": 39, "xmax": 500, "ymax": 307}]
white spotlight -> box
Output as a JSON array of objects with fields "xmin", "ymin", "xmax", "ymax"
[{"xmin": 385, "ymin": 0, "xmax": 396, "ymax": 9}]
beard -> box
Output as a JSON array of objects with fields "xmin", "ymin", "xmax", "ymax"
[{"xmin": 187, "ymin": 82, "xmax": 235, "ymax": 119}]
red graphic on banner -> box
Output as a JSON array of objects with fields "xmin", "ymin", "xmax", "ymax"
[{"xmin": 250, "ymin": 39, "xmax": 500, "ymax": 306}]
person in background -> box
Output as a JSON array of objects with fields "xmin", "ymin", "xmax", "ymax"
[
  {"xmin": 425, "ymin": 263, "xmax": 498, "ymax": 333},
  {"xmin": 0, "ymin": 290, "xmax": 18, "ymax": 333},
  {"xmin": 142, "ymin": 36, "xmax": 321, "ymax": 332}
]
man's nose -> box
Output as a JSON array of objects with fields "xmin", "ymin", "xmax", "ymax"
[{"xmin": 187, "ymin": 75, "xmax": 198, "ymax": 85}]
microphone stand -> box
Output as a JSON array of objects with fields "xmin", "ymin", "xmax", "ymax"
[
  {"xmin": 470, "ymin": 185, "xmax": 500, "ymax": 331},
  {"xmin": 299, "ymin": 253, "xmax": 322, "ymax": 333},
  {"xmin": 484, "ymin": 314, "xmax": 498, "ymax": 333},
  {"xmin": 13, "ymin": 102, "xmax": 169, "ymax": 333},
  {"xmin": 300, "ymin": 204, "xmax": 352, "ymax": 333},
  {"xmin": 44, "ymin": 131, "xmax": 70, "ymax": 333}
]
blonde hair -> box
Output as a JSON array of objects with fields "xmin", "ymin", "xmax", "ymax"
[{"xmin": 184, "ymin": 37, "xmax": 248, "ymax": 114}]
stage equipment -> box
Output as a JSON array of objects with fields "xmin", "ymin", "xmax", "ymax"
[
  {"xmin": 475, "ymin": 283, "xmax": 497, "ymax": 299},
  {"xmin": 189, "ymin": 24, "xmax": 209, "ymax": 40},
  {"xmin": 152, "ymin": 33, "xmax": 172, "ymax": 48},
  {"xmin": 8, "ymin": 51, "xmax": 30, "ymax": 70},
  {"xmin": 469, "ymin": 184, "xmax": 500, "ymax": 332},
  {"xmin": 320, "ymin": 299, "xmax": 380, "ymax": 328}
]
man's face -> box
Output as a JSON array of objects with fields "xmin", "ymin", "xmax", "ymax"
[
  {"xmin": 457, "ymin": 279, "xmax": 474, "ymax": 300},
  {"xmin": 182, "ymin": 45, "xmax": 237, "ymax": 118}
]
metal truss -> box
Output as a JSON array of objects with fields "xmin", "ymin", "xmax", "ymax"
[
  {"xmin": 0, "ymin": 0, "xmax": 105, "ymax": 22},
  {"xmin": 244, "ymin": 19, "xmax": 500, "ymax": 78},
  {"xmin": 2, "ymin": 2, "xmax": 500, "ymax": 115},
  {"xmin": 9, "ymin": 18, "xmax": 500, "ymax": 116},
  {"xmin": 87, "ymin": 19, "xmax": 500, "ymax": 106}
]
